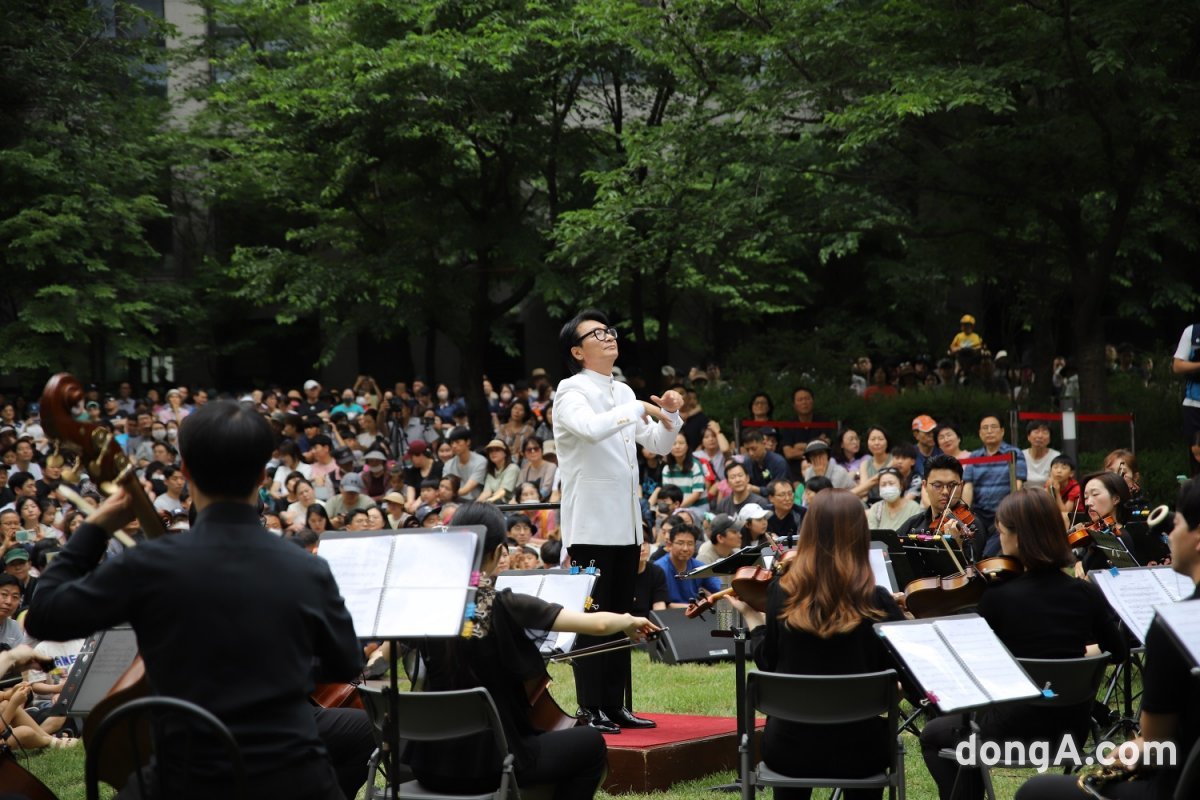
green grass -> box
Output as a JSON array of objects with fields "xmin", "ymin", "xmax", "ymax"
[{"xmin": 22, "ymin": 651, "xmax": 1138, "ymax": 799}]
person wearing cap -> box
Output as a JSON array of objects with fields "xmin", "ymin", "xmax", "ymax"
[
  {"xmin": 734, "ymin": 503, "xmax": 772, "ymax": 550},
  {"xmin": 415, "ymin": 503, "xmax": 442, "ymax": 528},
  {"xmin": 554, "ymin": 308, "xmax": 681, "ymax": 733},
  {"xmin": 799, "ymin": 439, "xmax": 855, "ymax": 491},
  {"xmin": 481, "ymin": 440, "xmax": 520, "ymax": 504},
  {"xmin": 360, "ymin": 450, "xmax": 390, "ymax": 501},
  {"xmin": 443, "ymin": 426, "xmax": 487, "ymax": 501},
  {"xmin": 949, "ymin": 314, "xmax": 984, "ymax": 355},
  {"xmin": 156, "ymin": 387, "xmax": 192, "ymax": 425},
  {"xmin": 325, "ymin": 472, "xmax": 375, "ymax": 527},
  {"xmin": 911, "ymin": 414, "xmax": 942, "ymax": 477},
  {"xmin": 297, "ymin": 379, "xmax": 330, "ymax": 417},
  {"xmin": 696, "ymin": 513, "xmax": 741, "ymax": 565},
  {"xmin": 4, "ymin": 546, "xmax": 36, "ymax": 612},
  {"xmin": 381, "ymin": 491, "xmax": 408, "ymax": 529},
  {"xmin": 152, "ymin": 465, "xmax": 188, "ymax": 515}
]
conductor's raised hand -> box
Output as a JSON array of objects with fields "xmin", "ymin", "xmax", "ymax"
[
  {"xmin": 88, "ymin": 487, "xmax": 136, "ymax": 535},
  {"xmin": 651, "ymin": 390, "xmax": 683, "ymax": 414},
  {"xmin": 640, "ymin": 402, "xmax": 675, "ymax": 431}
]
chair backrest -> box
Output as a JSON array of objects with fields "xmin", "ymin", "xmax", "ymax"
[
  {"xmin": 1176, "ymin": 734, "xmax": 1200, "ymax": 800},
  {"xmin": 85, "ymin": 695, "xmax": 245, "ymax": 800},
  {"xmin": 386, "ymin": 686, "xmax": 509, "ymax": 756},
  {"xmin": 1016, "ymin": 652, "xmax": 1111, "ymax": 708},
  {"xmin": 746, "ymin": 669, "xmax": 899, "ymax": 726}
]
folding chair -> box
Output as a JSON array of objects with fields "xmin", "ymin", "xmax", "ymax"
[
  {"xmin": 360, "ymin": 685, "xmax": 521, "ymax": 800},
  {"xmin": 84, "ymin": 695, "xmax": 245, "ymax": 800},
  {"xmin": 740, "ymin": 669, "xmax": 905, "ymax": 800}
]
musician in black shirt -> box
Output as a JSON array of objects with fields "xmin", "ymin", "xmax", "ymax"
[
  {"xmin": 920, "ymin": 489, "xmax": 1127, "ymax": 800},
  {"xmin": 896, "ymin": 455, "xmax": 976, "ymax": 576},
  {"xmin": 27, "ymin": 401, "xmax": 365, "ymax": 799},
  {"xmin": 726, "ymin": 489, "xmax": 905, "ymax": 800},
  {"xmin": 1013, "ymin": 477, "xmax": 1200, "ymax": 800}
]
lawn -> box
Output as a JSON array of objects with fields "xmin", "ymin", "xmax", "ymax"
[{"xmin": 20, "ymin": 650, "xmax": 1129, "ymax": 799}]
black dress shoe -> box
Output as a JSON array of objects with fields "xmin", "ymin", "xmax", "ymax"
[
  {"xmin": 580, "ymin": 707, "xmax": 621, "ymax": 734},
  {"xmin": 603, "ymin": 706, "xmax": 657, "ymax": 729}
]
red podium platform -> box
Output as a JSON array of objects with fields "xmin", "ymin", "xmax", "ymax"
[{"xmin": 602, "ymin": 713, "xmax": 765, "ymax": 793}]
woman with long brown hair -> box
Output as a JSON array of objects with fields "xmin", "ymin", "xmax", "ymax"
[
  {"xmin": 726, "ymin": 489, "xmax": 903, "ymax": 800},
  {"xmin": 919, "ymin": 489, "xmax": 1127, "ymax": 800}
]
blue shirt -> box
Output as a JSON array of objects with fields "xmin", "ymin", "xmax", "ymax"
[
  {"xmin": 963, "ymin": 442, "xmax": 1027, "ymax": 513},
  {"xmin": 653, "ymin": 554, "xmax": 721, "ymax": 605}
]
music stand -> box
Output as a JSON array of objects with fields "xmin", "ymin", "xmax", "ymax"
[
  {"xmin": 319, "ymin": 527, "xmax": 486, "ymax": 800},
  {"xmin": 684, "ymin": 547, "xmax": 764, "ymax": 579}
]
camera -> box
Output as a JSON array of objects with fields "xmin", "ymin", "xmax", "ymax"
[
  {"xmin": 421, "ymin": 417, "xmax": 433, "ymax": 428},
  {"xmin": 655, "ymin": 502, "xmax": 670, "ymax": 515},
  {"xmin": 388, "ymin": 397, "xmax": 406, "ymax": 414}
]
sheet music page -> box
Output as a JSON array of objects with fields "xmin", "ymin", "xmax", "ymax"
[
  {"xmin": 376, "ymin": 586, "xmax": 471, "ymax": 638},
  {"xmin": 1092, "ymin": 568, "xmax": 1175, "ymax": 643},
  {"xmin": 495, "ymin": 573, "xmax": 596, "ymax": 654},
  {"xmin": 877, "ymin": 621, "xmax": 990, "ymax": 712},
  {"xmin": 1152, "ymin": 600, "xmax": 1200, "ymax": 668},
  {"xmin": 494, "ymin": 574, "xmax": 545, "ymax": 598},
  {"xmin": 869, "ymin": 547, "xmax": 895, "ymax": 592},
  {"xmin": 389, "ymin": 532, "xmax": 479, "ymax": 588},
  {"xmin": 319, "ymin": 535, "xmax": 393, "ymax": 591},
  {"xmin": 933, "ymin": 616, "xmax": 1039, "ymax": 703},
  {"xmin": 1149, "ymin": 567, "xmax": 1196, "ymax": 603}
]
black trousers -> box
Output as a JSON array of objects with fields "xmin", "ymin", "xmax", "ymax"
[
  {"xmin": 1185, "ymin": 405, "xmax": 1200, "ymax": 476},
  {"xmin": 566, "ymin": 543, "xmax": 640, "ymax": 709},
  {"xmin": 1014, "ymin": 772, "xmax": 1158, "ymax": 799},
  {"xmin": 314, "ymin": 706, "xmax": 376, "ymax": 800}
]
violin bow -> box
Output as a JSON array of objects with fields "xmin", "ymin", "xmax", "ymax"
[{"xmin": 936, "ymin": 484, "xmax": 966, "ymax": 574}]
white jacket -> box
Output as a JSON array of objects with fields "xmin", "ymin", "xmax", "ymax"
[{"xmin": 553, "ymin": 369, "xmax": 679, "ymax": 548}]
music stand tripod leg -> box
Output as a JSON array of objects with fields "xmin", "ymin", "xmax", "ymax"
[{"xmin": 709, "ymin": 622, "xmax": 750, "ymax": 793}]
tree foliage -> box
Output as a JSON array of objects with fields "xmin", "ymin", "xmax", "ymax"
[{"xmin": 0, "ymin": 1, "xmax": 177, "ymax": 376}]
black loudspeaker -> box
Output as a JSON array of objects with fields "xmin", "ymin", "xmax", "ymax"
[{"xmin": 647, "ymin": 608, "xmax": 735, "ymax": 665}]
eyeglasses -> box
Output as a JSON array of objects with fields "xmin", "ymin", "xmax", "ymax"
[
  {"xmin": 927, "ymin": 481, "xmax": 962, "ymax": 493},
  {"xmin": 576, "ymin": 326, "xmax": 618, "ymax": 345},
  {"xmin": 524, "ymin": 446, "xmax": 541, "ymax": 453}
]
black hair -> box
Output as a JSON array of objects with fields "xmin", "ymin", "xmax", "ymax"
[
  {"xmin": 345, "ymin": 509, "xmax": 369, "ymax": 526},
  {"xmin": 278, "ymin": 439, "xmax": 301, "ymax": 461},
  {"xmin": 559, "ymin": 308, "xmax": 610, "ymax": 375},
  {"xmin": 1050, "ymin": 454, "xmax": 1076, "ymax": 469},
  {"xmin": 8, "ymin": 472, "xmax": 33, "ymax": 492},
  {"xmin": 1080, "ymin": 472, "xmax": 1131, "ymax": 523},
  {"xmin": 420, "ymin": 478, "xmax": 440, "ymax": 491},
  {"xmin": 978, "ymin": 413, "xmax": 1004, "ymax": 429},
  {"xmin": 447, "ymin": 426, "xmax": 471, "ymax": 443},
  {"xmin": 668, "ymin": 522, "xmax": 700, "ymax": 542},
  {"xmin": 1178, "ymin": 477, "xmax": 1200, "ymax": 530},
  {"xmin": 505, "ymin": 398, "xmax": 532, "ymax": 425},
  {"xmin": 765, "ymin": 479, "xmax": 793, "ymax": 499},
  {"xmin": 160, "ymin": 464, "xmax": 178, "ymax": 480},
  {"xmin": 725, "ymin": 458, "xmax": 749, "ymax": 478},
  {"xmin": 890, "ymin": 444, "xmax": 919, "ymax": 461},
  {"xmin": 664, "ymin": 437, "xmax": 694, "ymax": 472},
  {"xmin": 792, "ymin": 386, "xmax": 814, "ymax": 401},
  {"xmin": 748, "ymin": 392, "xmax": 774, "ymax": 418},
  {"xmin": 0, "ymin": 573, "xmax": 20, "ymax": 592},
  {"xmin": 804, "ymin": 475, "xmax": 834, "ymax": 493},
  {"xmin": 659, "ymin": 484, "xmax": 684, "ymax": 503},
  {"xmin": 289, "ymin": 529, "xmax": 320, "ymax": 550},
  {"xmin": 924, "ymin": 453, "xmax": 964, "ymax": 479},
  {"xmin": 742, "ymin": 429, "xmax": 765, "ymax": 445},
  {"xmin": 450, "ymin": 501, "xmax": 507, "ymax": 559},
  {"xmin": 1025, "ymin": 420, "xmax": 1052, "ymax": 436},
  {"xmin": 177, "ymin": 401, "xmax": 274, "ymax": 499},
  {"xmin": 306, "ymin": 504, "xmax": 331, "ymax": 525},
  {"xmin": 522, "ymin": 436, "xmax": 544, "ymax": 455}
]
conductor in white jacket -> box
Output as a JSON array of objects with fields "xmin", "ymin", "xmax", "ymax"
[{"xmin": 554, "ymin": 309, "xmax": 682, "ymax": 733}]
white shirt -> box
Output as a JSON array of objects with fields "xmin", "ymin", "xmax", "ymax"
[
  {"xmin": 1022, "ymin": 447, "xmax": 1060, "ymax": 486},
  {"xmin": 1175, "ymin": 325, "xmax": 1200, "ymax": 408},
  {"xmin": 553, "ymin": 369, "xmax": 680, "ymax": 548}
]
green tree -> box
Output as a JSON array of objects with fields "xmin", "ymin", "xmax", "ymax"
[{"xmin": 0, "ymin": 1, "xmax": 177, "ymax": 379}]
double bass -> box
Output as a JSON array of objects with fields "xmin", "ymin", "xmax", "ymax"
[{"xmin": 40, "ymin": 373, "xmax": 166, "ymax": 790}]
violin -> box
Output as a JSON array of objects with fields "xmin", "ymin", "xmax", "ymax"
[
  {"xmin": 1066, "ymin": 513, "xmax": 1118, "ymax": 548},
  {"xmin": 1, "ymin": 745, "xmax": 59, "ymax": 800},
  {"xmin": 902, "ymin": 556, "xmax": 1022, "ymax": 619},
  {"xmin": 930, "ymin": 501, "xmax": 978, "ymax": 538},
  {"xmin": 311, "ymin": 642, "xmax": 381, "ymax": 710},
  {"xmin": 684, "ymin": 547, "xmax": 798, "ymax": 619},
  {"xmin": 41, "ymin": 373, "xmax": 166, "ymax": 791}
]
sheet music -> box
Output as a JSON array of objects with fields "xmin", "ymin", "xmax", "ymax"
[
  {"xmin": 932, "ymin": 617, "xmax": 1039, "ymax": 703},
  {"xmin": 1149, "ymin": 567, "xmax": 1196, "ymax": 602},
  {"xmin": 496, "ymin": 571, "xmax": 596, "ymax": 654},
  {"xmin": 319, "ymin": 530, "xmax": 480, "ymax": 637},
  {"xmin": 869, "ymin": 547, "xmax": 896, "ymax": 592},
  {"xmin": 877, "ymin": 622, "xmax": 990, "ymax": 711},
  {"xmin": 1152, "ymin": 599, "xmax": 1200, "ymax": 668},
  {"xmin": 1092, "ymin": 568, "xmax": 1177, "ymax": 644}
]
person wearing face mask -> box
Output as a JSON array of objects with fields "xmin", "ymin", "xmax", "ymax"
[
  {"xmin": 359, "ymin": 451, "xmax": 389, "ymax": 501},
  {"xmin": 866, "ymin": 468, "xmax": 923, "ymax": 531},
  {"xmin": 331, "ymin": 392, "xmax": 364, "ymax": 420},
  {"xmin": 433, "ymin": 384, "xmax": 461, "ymax": 424}
]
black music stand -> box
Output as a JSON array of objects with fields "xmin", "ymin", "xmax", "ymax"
[{"xmin": 708, "ymin": 617, "xmax": 751, "ymax": 794}]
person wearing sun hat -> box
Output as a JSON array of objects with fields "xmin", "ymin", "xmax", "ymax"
[{"xmin": 911, "ymin": 414, "xmax": 941, "ymax": 476}]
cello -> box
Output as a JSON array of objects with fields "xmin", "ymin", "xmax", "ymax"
[{"xmin": 40, "ymin": 373, "xmax": 166, "ymax": 790}]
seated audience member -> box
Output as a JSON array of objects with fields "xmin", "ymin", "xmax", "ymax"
[
  {"xmin": 741, "ymin": 429, "xmax": 790, "ymax": 496},
  {"xmin": 1022, "ymin": 421, "xmax": 1060, "ymax": 487},
  {"xmin": 765, "ymin": 480, "xmax": 804, "ymax": 543},
  {"xmin": 866, "ymin": 468, "xmax": 923, "ymax": 532},
  {"xmin": 714, "ymin": 459, "xmax": 768, "ymax": 518},
  {"xmin": 735, "ymin": 503, "xmax": 772, "ymax": 550},
  {"xmin": 653, "ymin": 524, "xmax": 720, "ymax": 608},
  {"xmin": 1045, "ymin": 454, "xmax": 1082, "ymax": 518},
  {"xmin": 801, "ymin": 440, "xmax": 855, "ymax": 490},
  {"xmin": 516, "ymin": 437, "xmax": 557, "ymax": 501},
  {"xmin": 889, "ymin": 444, "xmax": 924, "ymax": 500},
  {"xmin": 832, "ymin": 428, "xmax": 866, "ymax": 475},
  {"xmin": 696, "ymin": 514, "xmax": 740, "ymax": 565},
  {"xmin": 853, "ymin": 427, "xmax": 893, "ymax": 504},
  {"xmin": 631, "ymin": 528, "xmax": 669, "ymax": 617},
  {"xmin": 325, "ymin": 473, "xmax": 374, "ymax": 527}
]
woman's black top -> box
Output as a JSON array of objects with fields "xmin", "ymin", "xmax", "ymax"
[
  {"xmin": 976, "ymin": 568, "xmax": 1127, "ymax": 740},
  {"xmin": 632, "ymin": 564, "xmax": 668, "ymax": 618},
  {"xmin": 750, "ymin": 580, "xmax": 904, "ymax": 777},
  {"xmin": 410, "ymin": 588, "xmax": 562, "ymax": 782}
]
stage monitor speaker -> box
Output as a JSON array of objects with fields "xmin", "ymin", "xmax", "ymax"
[{"xmin": 647, "ymin": 608, "xmax": 734, "ymax": 665}]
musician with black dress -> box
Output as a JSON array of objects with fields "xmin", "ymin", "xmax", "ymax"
[
  {"xmin": 1013, "ymin": 477, "xmax": 1200, "ymax": 799},
  {"xmin": 26, "ymin": 401, "xmax": 368, "ymax": 800},
  {"xmin": 919, "ymin": 489, "xmax": 1128, "ymax": 800},
  {"xmin": 725, "ymin": 489, "xmax": 905, "ymax": 800},
  {"xmin": 409, "ymin": 502, "xmax": 659, "ymax": 800}
]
